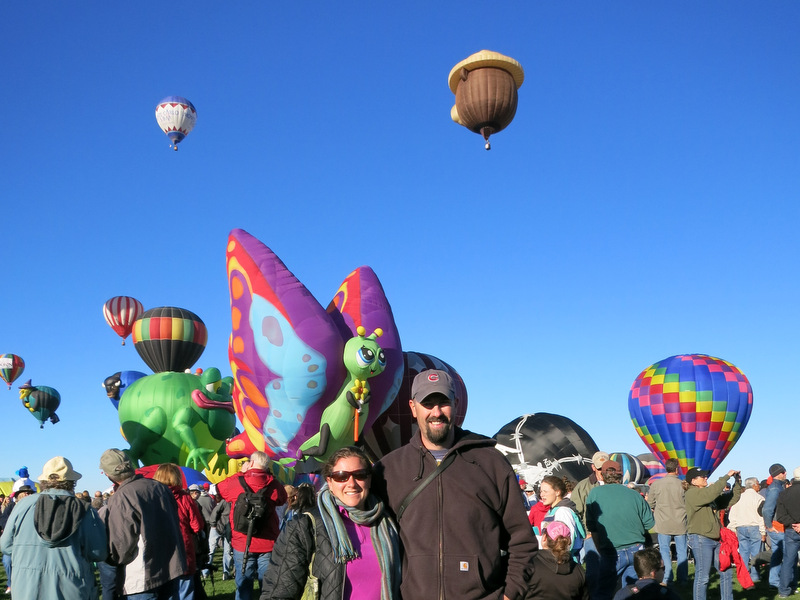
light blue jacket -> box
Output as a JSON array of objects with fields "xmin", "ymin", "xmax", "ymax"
[{"xmin": 0, "ymin": 490, "xmax": 108, "ymax": 600}]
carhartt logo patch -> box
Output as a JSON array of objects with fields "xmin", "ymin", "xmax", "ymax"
[{"xmin": 459, "ymin": 561, "xmax": 469, "ymax": 571}]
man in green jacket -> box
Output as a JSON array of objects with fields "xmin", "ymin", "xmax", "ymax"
[{"xmin": 685, "ymin": 467, "xmax": 742, "ymax": 600}]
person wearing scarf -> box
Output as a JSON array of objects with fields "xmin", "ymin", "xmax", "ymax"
[{"xmin": 261, "ymin": 447, "xmax": 400, "ymax": 600}]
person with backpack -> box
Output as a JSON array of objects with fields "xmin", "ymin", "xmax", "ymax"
[
  {"xmin": 537, "ymin": 475, "xmax": 586, "ymax": 560},
  {"xmin": 218, "ymin": 451, "xmax": 287, "ymax": 600}
]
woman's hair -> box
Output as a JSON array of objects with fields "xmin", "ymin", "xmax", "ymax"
[
  {"xmin": 295, "ymin": 483, "xmax": 316, "ymax": 512},
  {"xmin": 541, "ymin": 475, "xmax": 566, "ymax": 498},
  {"xmin": 321, "ymin": 446, "xmax": 372, "ymax": 479},
  {"xmin": 543, "ymin": 529, "xmax": 573, "ymax": 564},
  {"xmin": 152, "ymin": 463, "xmax": 182, "ymax": 488}
]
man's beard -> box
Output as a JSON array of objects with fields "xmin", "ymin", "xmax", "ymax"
[{"xmin": 423, "ymin": 415, "xmax": 452, "ymax": 445}]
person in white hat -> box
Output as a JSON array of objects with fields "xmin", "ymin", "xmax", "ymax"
[{"xmin": 0, "ymin": 456, "xmax": 107, "ymax": 599}]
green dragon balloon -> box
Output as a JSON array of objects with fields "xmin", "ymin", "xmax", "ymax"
[{"xmin": 118, "ymin": 368, "xmax": 237, "ymax": 472}]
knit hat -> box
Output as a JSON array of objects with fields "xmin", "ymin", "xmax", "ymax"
[{"xmin": 769, "ymin": 463, "xmax": 786, "ymax": 477}]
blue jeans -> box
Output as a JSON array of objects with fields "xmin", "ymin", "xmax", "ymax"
[
  {"xmin": 736, "ymin": 525, "xmax": 762, "ymax": 583},
  {"xmin": 582, "ymin": 535, "xmax": 602, "ymax": 599},
  {"xmin": 779, "ymin": 528, "xmax": 800, "ymax": 596},
  {"xmin": 232, "ymin": 549, "xmax": 271, "ymax": 600},
  {"xmin": 2, "ymin": 553, "xmax": 11, "ymax": 587},
  {"xmin": 206, "ymin": 528, "xmax": 233, "ymax": 576},
  {"xmin": 688, "ymin": 534, "xmax": 732, "ymax": 600},
  {"xmin": 769, "ymin": 529, "xmax": 785, "ymax": 588},
  {"xmin": 125, "ymin": 578, "xmax": 179, "ymax": 600},
  {"xmin": 595, "ymin": 543, "xmax": 643, "ymax": 600},
  {"xmin": 657, "ymin": 533, "xmax": 688, "ymax": 584}
]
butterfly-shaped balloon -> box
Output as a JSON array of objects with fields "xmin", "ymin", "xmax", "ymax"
[{"xmin": 226, "ymin": 229, "xmax": 404, "ymax": 468}]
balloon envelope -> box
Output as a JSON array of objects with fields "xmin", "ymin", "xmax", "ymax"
[
  {"xmin": 609, "ymin": 452, "xmax": 648, "ymax": 485},
  {"xmin": 132, "ymin": 307, "xmax": 207, "ymax": 373},
  {"xmin": 637, "ymin": 452, "xmax": 667, "ymax": 483},
  {"xmin": 494, "ymin": 413, "xmax": 599, "ymax": 490},
  {"xmin": 155, "ymin": 96, "xmax": 197, "ymax": 149},
  {"xmin": 628, "ymin": 354, "xmax": 753, "ymax": 476},
  {"xmin": 103, "ymin": 296, "xmax": 144, "ymax": 345},
  {"xmin": 0, "ymin": 354, "xmax": 25, "ymax": 389}
]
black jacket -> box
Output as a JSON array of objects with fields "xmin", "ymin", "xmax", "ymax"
[
  {"xmin": 260, "ymin": 507, "xmax": 345, "ymax": 600},
  {"xmin": 776, "ymin": 482, "xmax": 800, "ymax": 529},
  {"xmin": 373, "ymin": 427, "xmax": 538, "ymax": 600},
  {"xmin": 524, "ymin": 550, "xmax": 587, "ymax": 600}
]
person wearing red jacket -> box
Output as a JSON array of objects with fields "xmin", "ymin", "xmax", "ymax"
[
  {"xmin": 218, "ymin": 452, "xmax": 287, "ymax": 600},
  {"xmin": 153, "ymin": 463, "xmax": 205, "ymax": 600}
]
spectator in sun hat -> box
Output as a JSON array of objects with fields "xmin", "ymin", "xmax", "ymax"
[{"xmin": 0, "ymin": 456, "xmax": 107, "ymax": 599}]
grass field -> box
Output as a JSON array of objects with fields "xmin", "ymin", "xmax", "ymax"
[{"xmin": 0, "ymin": 552, "xmax": 792, "ymax": 599}]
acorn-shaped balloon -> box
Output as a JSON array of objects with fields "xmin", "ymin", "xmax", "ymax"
[{"xmin": 449, "ymin": 50, "xmax": 524, "ymax": 150}]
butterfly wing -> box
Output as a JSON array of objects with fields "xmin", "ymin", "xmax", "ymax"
[
  {"xmin": 227, "ymin": 229, "xmax": 345, "ymax": 459},
  {"xmin": 327, "ymin": 266, "xmax": 404, "ymax": 434}
]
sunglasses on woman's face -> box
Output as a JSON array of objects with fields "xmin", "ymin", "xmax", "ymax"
[{"xmin": 329, "ymin": 469, "xmax": 371, "ymax": 483}]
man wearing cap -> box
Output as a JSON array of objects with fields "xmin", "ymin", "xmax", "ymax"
[
  {"xmin": 775, "ymin": 467, "xmax": 800, "ymax": 598},
  {"xmin": 373, "ymin": 369, "xmax": 537, "ymax": 600},
  {"xmin": 100, "ymin": 448, "xmax": 187, "ymax": 599},
  {"xmin": 763, "ymin": 463, "xmax": 789, "ymax": 590},
  {"xmin": 685, "ymin": 467, "xmax": 742, "ymax": 600},
  {"xmin": 585, "ymin": 460, "xmax": 655, "ymax": 600},
  {"xmin": 0, "ymin": 456, "xmax": 107, "ymax": 599},
  {"xmin": 646, "ymin": 458, "xmax": 689, "ymax": 587}
]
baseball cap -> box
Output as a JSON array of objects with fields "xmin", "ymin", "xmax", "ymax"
[
  {"xmin": 601, "ymin": 460, "xmax": 622, "ymax": 474},
  {"xmin": 38, "ymin": 456, "xmax": 82, "ymax": 482},
  {"xmin": 411, "ymin": 370, "xmax": 455, "ymax": 403},
  {"xmin": 686, "ymin": 467, "xmax": 710, "ymax": 482},
  {"xmin": 99, "ymin": 449, "xmax": 134, "ymax": 477},
  {"xmin": 188, "ymin": 484, "xmax": 201, "ymax": 491},
  {"xmin": 592, "ymin": 451, "xmax": 610, "ymax": 470}
]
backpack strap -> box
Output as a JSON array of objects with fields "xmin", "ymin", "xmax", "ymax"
[
  {"xmin": 238, "ymin": 476, "xmax": 253, "ymax": 494},
  {"xmin": 396, "ymin": 452, "xmax": 456, "ymax": 520}
]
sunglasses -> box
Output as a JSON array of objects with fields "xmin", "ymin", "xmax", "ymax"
[{"xmin": 329, "ymin": 469, "xmax": 371, "ymax": 483}]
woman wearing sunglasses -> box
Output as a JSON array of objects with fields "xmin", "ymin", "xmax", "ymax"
[{"xmin": 261, "ymin": 446, "xmax": 401, "ymax": 600}]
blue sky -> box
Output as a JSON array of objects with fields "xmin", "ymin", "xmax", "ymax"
[{"xmin": 1, "ymin": 3, "xmax": 798, "ymax": 493}]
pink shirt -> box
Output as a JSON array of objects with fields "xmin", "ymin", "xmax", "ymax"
[{"xmin": 339, "ymin": 507, "xmax": 381, "ymax": 600}]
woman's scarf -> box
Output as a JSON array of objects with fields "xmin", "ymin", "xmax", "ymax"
[{"xmin": 317, "ymin": 484, "xmax": 401, "ymax": 600}]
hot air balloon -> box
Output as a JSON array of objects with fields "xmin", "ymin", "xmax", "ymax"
[
  {"xmin": 155, "ymin": 96, "xmax": 197, "ymax": 151},
  {"xmin": 449, "ymin": 50, "xmax": 524, "ymax": 150},
  {"xmin": 132, "ymin": 307, "xmax": 207, "ymax": 373},
  {"xmin": 494, "ymin": 413, "xmax": 599, "ymax": 490},
  {"xmin": 102, "ymin": 370, "xmax": 147, "ymax": 410},
  {"xmin": 18, "ymin": 380, "xmax": 60, "ymax": 428},
  {"xmin": 609, "ymin": 452, "xmax": 648, "ymax": 485},
  {"xmin": 360, "ymin": 351, "xmax": 468, "ymax": 460},
  {"xmin": 0, "ymin": 354, "xmax": 25, "ymax": 389},
  {"xmin": 637, "ymin": 452, "xmax": 667, "ymax": 483},
  {"xmin": 628, "ymin": 354, "xmax": 753, "ymax": 476},
  {"xmin": 103, "ymin": 296, "xmax": 144, "ymax": 345}
]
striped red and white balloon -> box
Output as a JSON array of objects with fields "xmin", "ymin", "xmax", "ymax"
[{"xmin": 103, "ymin": 296, "xmax": 144, "ymax": 345}]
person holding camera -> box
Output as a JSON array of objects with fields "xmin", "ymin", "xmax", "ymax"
[{"xmin": 685, "ymin": 468, "xmax": 742, "ymax": 600}]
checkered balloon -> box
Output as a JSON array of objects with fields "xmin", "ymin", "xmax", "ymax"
[{"xmin": 628, "ymin": 354, "xmax": 753, "ymax": 476}]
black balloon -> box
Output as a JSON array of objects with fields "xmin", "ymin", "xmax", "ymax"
[
  {"xmin": 494, "ymin": 413, "xmax": 599, "ymax": 490},
  {"xmin": 132, "ymin": 306, "xmax": 207, "ymax": 373}
]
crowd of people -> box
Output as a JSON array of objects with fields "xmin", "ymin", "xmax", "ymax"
[{"xmin": 0, "ymin": 368, "xmax": 799, "ymax": 600}]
